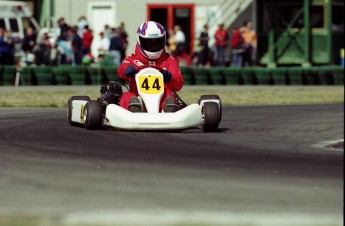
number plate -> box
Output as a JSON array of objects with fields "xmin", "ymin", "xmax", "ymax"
[{"xmin": 138, "ymin": 75, "xmax": 163, "ymax": 94}]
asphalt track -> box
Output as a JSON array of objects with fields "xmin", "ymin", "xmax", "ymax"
[{"xmin": 0, "ymin": 104, "xmax": 343, "ymax": 226}]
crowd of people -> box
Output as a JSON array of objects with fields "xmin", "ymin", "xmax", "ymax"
[
  {"xmin": 1, "ymin": 18, "xmax": 257, "ymax": 68},
  {"xmin": 160, "ymin": 20, "xmax": 257, "ymax": 68},
  {"xmin": 196, "ymin": 20, "xmax": 257, "ymax": 68},
  {"xmin": 0, "ymin": 16, "xmax": 128, "ymax": 67},
  {"xmin": 50, "ymin": 16, "xmax": 128, "ymax": 66}
]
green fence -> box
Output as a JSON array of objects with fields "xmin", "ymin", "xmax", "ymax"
[
  {"xmin": 183, "ymin": 66, "xmax": 344, "ymax": 86},
  {"xmin": 0, "ymin": 65, "xmax": 343, "ymax": 86}
]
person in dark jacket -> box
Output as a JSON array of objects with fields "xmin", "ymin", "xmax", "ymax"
[
  {"xmin": 118, "ymin": 22, "xmax": 128, "ymax": 61},
  {"xmin": 197, "ymin": 24, "xmax": 210, "ymax": 67},
  {"xmin": 109, "ymin": 28, "xmax": 123, "ymax": 65},
  {"xmin": 0, "ymin": 27, "xmax": 11, "ymax": 65},
  {"xmin": 33, "ymin": 33, "xmax": 52, "ymax": 65},
  {"xmin": 57, "ymin": 17, "xmax": 70, "ymax": 41},
  {"xmin": 70, "ymin": 26, "xmax": 83, "ymax": 65},
  {"xmin": 22, "ymin": 27, "xmax": 36, "ymax": 53}
]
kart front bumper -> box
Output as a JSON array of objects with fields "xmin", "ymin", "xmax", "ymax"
[{"xmin": 104, "ymin": 103, "xmax": 203, "ymax": 130}]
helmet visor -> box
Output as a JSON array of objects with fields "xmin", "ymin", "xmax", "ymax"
[{"xmin": 139, "ymin": 36, "xmax": 165, "ymax": 52}]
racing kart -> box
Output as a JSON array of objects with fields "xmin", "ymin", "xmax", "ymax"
[{"xmin": 67, "ymin": 67, "xmax": 222, "ymax": 132}]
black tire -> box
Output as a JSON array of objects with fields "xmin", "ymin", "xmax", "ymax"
[
  {"xmin": 198, "ymin": 95, "xmax": 221, "ymax": 104},
  {"xmin": 201, "ymin": 102, "xmax": 220, "ymax": 132},
  {"xmin": 68, "ymin": 96, "xmax": 91, "ymax": 125},
  {"xmin": 84, "ymin": 100, "xmax": 103, "ymax": 130},
  {"xmin": 198, "ymin": 95, "xmax": 222, "ymax": 122}
]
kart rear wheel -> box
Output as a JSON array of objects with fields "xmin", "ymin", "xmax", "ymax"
[
  {"xmin": 68, "ymin": 96, "xmax": 91, "ymax": 125},
  {"xmin": 201, "ymin": 102, "xmax": 220, "ymax": 132},
  {"xmin": 84, "ymin": 100, "xmax": 103, "ymax": 130},
  {"xmin": 198, "ymin": 95, "xmax": 222, "ymax": 122}
]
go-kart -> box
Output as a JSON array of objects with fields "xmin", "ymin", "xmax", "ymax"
[{"xmin": 67, "ymin": 67, "xmax": 222, "ymax": 132}]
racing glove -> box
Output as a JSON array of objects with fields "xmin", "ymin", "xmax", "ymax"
[
  {"xmin": 125, "ymin": 65, "xmax": 137, "ymax": 77},
  {"xmin": 161, "ymin": 69, "xmax": 172, "ymax": 83}
]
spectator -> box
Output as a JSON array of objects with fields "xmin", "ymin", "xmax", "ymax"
[
  {"xmin": 166, "ymin": 29, "xmax": 175, "ymax": 54},
  {"xmin": 57, "ymin": 17, "xmax": 70, "ymax": 41},
  {"xmin": 57, "ymin": 32, "xmax": 74, "ymax": 65},
  {"xmin": 108, "ymin": 28, "xmax": 122, "ymax": 65},
  {"xmin": 197, "ymin": 24, "xmax": 210, "ymax": 67},
  {"xmin": 70, "ymin": 26, "xmax": 83, "ymax": 65},
  {"xmin": 77, "ymin": 16, "xmax": 88, "ymax": 38},
  {"xmin": 230, "ymin": 26, "xmax": 245, "ymax": 67},
  {"xmin": 173, "ymin": 25, "xmax": 186, "ymax": 56},
  {"xmin": 241, "ymin": 20, "xmax": 257, "ymax": 66},
  {"xmin": 118, "ymin": 22, "xmax": 128, "ymax": 61},
  {"xmin": 57, "ymin": 39, "xmax": 71, "ymax": 65},
  {"xmin": 22, "ymin": 27, "xmax": 36, "ymax": 53},
  {"xmin": 214, "ymin": 23, "xmax": 228, "ymax": 67},
  {"xmin": 5, "ymin": 29, "xmax": 15, "ymax": 65},
  {"xmin": 82, "ymin": 25, "xmax": 93, "ymax": 55},
  {"xmin": 103, "ymin": 24, "xmax": 112, "ymax": 39},
  {"xmin": 33, "ymin": 33, "xmax": 52, "ymax": 65},
  {"xmin": 111, "ymin": 27, "xmax": 117, "ymax": 37},
  {"xmin": 0, "ymin": 28, "xmax": 12, "ymax": 65},
  {"xmin": 98, "ymin": 31, "xmax": 110, "ymax": 57}
]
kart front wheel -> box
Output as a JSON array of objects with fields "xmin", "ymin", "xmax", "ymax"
[
  {"xmin": 68, "ymin": 96, "xmax": 91, "ymax": 125},
  {"xmin": 198, "ymin": 94, "xmax": 222, "ymax": 122},
  {"xmin": 201, "ymin": 102, "xmax": 220, "ymax": 132},
  {"xmin": 84, "ymin": 100, "xmax": 103, "ymax": 130}
]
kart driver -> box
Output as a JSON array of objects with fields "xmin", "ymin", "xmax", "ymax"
[{"xmin": 117, "ymin": 21, "xmax": 184, "ymax": 112}]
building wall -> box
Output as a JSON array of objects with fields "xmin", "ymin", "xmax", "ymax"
[
  {"xmin": 54, "ymin": 0, "xmax": 223, "ymax": 32},
  {"xmin": 54, "ymin": 0, "xmax": 224, "ymax": 57}
]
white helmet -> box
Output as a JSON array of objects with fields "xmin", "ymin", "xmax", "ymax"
[{"xmin": 137, "ymin": 21, "xmax": 166, "ymax": 59}]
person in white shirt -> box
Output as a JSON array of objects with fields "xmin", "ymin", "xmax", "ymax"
[
  {"xmin": 174, "ymin": 25, "xmax": 185, "ymax": 56},
  {"xmin": 77, "ymin": 16, "xmax": 88, "ymax": 38},
  {"xmin": 98, "ymin": 31, "xmax": 110, "ymax": 56},
  {"xmin": 103, "ymin": 24, "xmax": 112, "ymax": 39}
]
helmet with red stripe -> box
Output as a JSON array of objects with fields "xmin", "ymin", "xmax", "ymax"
[{"xmin": 137, "ymin": 21, "xmax": 166, "ymax": 59}]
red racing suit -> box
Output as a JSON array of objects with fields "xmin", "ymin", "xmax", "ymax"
[{"xmin": 117, "ymin": 44, "xmax": 184, "ymax": 111}]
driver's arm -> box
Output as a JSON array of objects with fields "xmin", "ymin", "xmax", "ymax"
[
  {"xmin": 164, "ymin": 56, "xmax": 184, "ymax": 92},
  {"xmin": 117, "ymin": 56, "xmax": 136, "ymax": 81}
]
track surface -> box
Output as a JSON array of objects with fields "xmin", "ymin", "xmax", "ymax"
[{"xmin": 0, "ymin": 105, "xmax": 343, "ymax": 225}]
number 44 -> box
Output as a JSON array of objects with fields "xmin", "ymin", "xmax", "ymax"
[{"xmin": 141, "ymin": 78, "xmax": 161, "ymax": 90}]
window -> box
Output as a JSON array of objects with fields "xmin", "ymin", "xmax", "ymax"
[
  {"xmin": 175, "ymin": 8, "xmax": 189, "ymax": 18},
  {"xmin": 9, "ymin": 18, "xmax": 19, "ymax": 32},
  {"xmin": 0, "ymin": 19, "xmax": 5, "ymax": 29},
  {"xmin": 332, "ymin": 5, "xmax": 344, "ymax": 31}
]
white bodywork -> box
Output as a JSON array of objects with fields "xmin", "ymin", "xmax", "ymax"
[
  {"xmin": 199, "ymin": 99, "xmax": 221, "ymax": 112},
  {"xmin": 71, "ymin": 100, "xmax": 89, "ymax": 124}
]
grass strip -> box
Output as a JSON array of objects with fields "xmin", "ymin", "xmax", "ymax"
[{"xmin": 0, "ymin": 86, "xmax": 343, "ymax": 107}]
